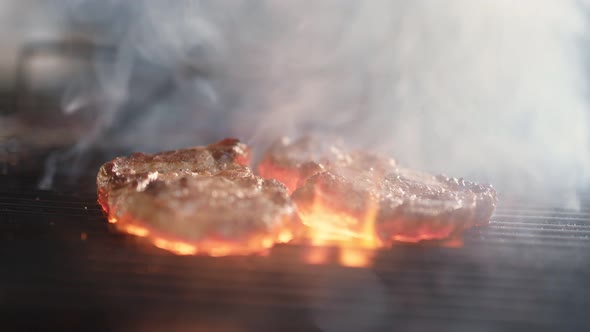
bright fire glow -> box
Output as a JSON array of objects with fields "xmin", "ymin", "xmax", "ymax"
[
  {"xmin": 262, "ymin": 238, "xmax": 274, "ymax": 249},
  {"xmin": 339, "ymin": 248, "xmax": 375, "ymax": 268},
  {"xmin": 298, "ymin": 192, "xmax": 381, "ymax": 267},
  {"xmin": 442, "ymin": 238, "xmax": 463, "ymax": 248},
  {"xmin": 305, "ymin": 247, "xmax": 329, "ymax": 265},
  {"xmin": 154, "ymin": 238, "xmax": 197, "ymax": 255},
  {"xmin": 100, "ymin": 199, "xmax": 296, "ymax": 257},
  {"xmin": 124, "ymin": 224, "xmax": 150, "ymax": 237},
  {"xmin": 278, "ymin": 230, "xmax": 294, "ymax": 243},
  {"xmin": 116, "ymin": 217, "xmax": 295, "ymax": 256}
]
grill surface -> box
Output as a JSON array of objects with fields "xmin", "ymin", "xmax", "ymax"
[{"xmin": 1, "ymin": 172, "xmax": 590, "ymax": 332}]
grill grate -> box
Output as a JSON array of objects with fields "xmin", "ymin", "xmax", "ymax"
[{"xmin": 1, "ymin": 174, "xmax": 590, "ymax": 332}]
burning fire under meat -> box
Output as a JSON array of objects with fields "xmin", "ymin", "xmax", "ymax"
[
  {"xmin": 102, "ymin": 204, "xmax": 297, "ymax": 257},
  {"xmin": 106, "ymin": 215, "xmax": 294, "ymax": 257},
  {"xmin": 297, "ymin": 198, "xmax": 381, "ymax": 267}
]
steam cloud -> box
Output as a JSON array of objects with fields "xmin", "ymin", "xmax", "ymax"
[{"xmin": 49, "ymin": 0, "xmax": 590, "ymax": 207}]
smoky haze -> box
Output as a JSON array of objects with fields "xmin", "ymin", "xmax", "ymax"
[{"xmin": 45, "ymin": 0, "xmax": 590, "ymax": 208}]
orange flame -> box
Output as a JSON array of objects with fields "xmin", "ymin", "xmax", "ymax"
[
  {"xmin": 305, "ymin": 247, "xmax": 330, "ymax": 265},
  {"xmin": 101, "ymin": 201, "xmax": 295, "ymax": 257},
  {"xmin": 153, "ymin": 238, "xmax": 197, "ymax": 255},
  {"xmin": 298, "ymin": 191, "xmax": 381, "ymax": 267},
  {"xmin": 339, "ymin": 248, "xmax": 375, "ymax": 267},
  {"xmin": 124, "ymin": 224, "xmax": 150, "ymax": 237}
]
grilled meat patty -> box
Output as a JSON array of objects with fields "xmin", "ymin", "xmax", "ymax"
[
  {"xmin": 293, "ymin": 167, "xmax": 497, "ymax": 244},
  {"xmin": 97, "ymin": 138, "xmax": 299, "ymax": 255},
  {"xmin": 258, "ymin": 136, "xmax": 396, "ymax": 193},
  {"xmin": 262, "ymin": 136, "xmax": 497, "ymax": 244},
  {"xmin": 97, "ymin": 138, "xmax": 251, "ymax": 197}
]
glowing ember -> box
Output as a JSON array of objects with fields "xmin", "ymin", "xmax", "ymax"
[
  {"xmin": 339, "ymin": 248, "xmax": 374, "ymax": 268},
  {"xmin": 295, "ymin": 187, "xmax": 381, "ymax": 267},
  {"xmin": 298, "ymin": 184, "xmax": 381, "ymax": 244},
  {"xmin": 442, "ymin": 238, "xmax": 464, "ymax": 248},
  {"xmin": 209, "ymin": 246, "xmax": 231, "ymax": 257},
  {"xmin": 304, "ymin": 247, "xmax": 330, "ymax": 265},
  {"xmin": 278, "ymin": 230, "xmax": 294, "ymax": 243},
  {"xmin": 99, "ymin": 197, "xmax": 297, "ymax": 257},
  {"xmin": 261, "ymin": 238, "xmax": 274, "ymax": 249},
  {"xmin": 153, "ymin": 238, "xmax": 197, "ymax": 255},
  {"xmin": 124, "ymin": 224, "xmax": 150, "ymax": 237},
  {"xmin": 392, "ymin": 232, "xmax": 450, "ymax": 243}
]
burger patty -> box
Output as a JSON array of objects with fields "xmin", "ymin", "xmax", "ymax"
[
  {"xmin": 97, "ymin": 137, "xmax": 251, "ymax": 198},
  {"xmin": 262, "ymin": 136, "xmax": 497, "ymax": 243},
  {"xmin": 97, "ymin": 138, "xmax": 299, "ymax": 255},
  {"xmin": 293, "ymin": 167, "xmax": 497, "ymax": 243},
  {"xmin": 258, "ymin": 136, "xmax": 396, "ymax": 193}
]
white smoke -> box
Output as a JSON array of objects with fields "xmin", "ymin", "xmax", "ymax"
[{"xmin": 49, "ymin": 0, "xmax": 590, "ymax": 207}]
